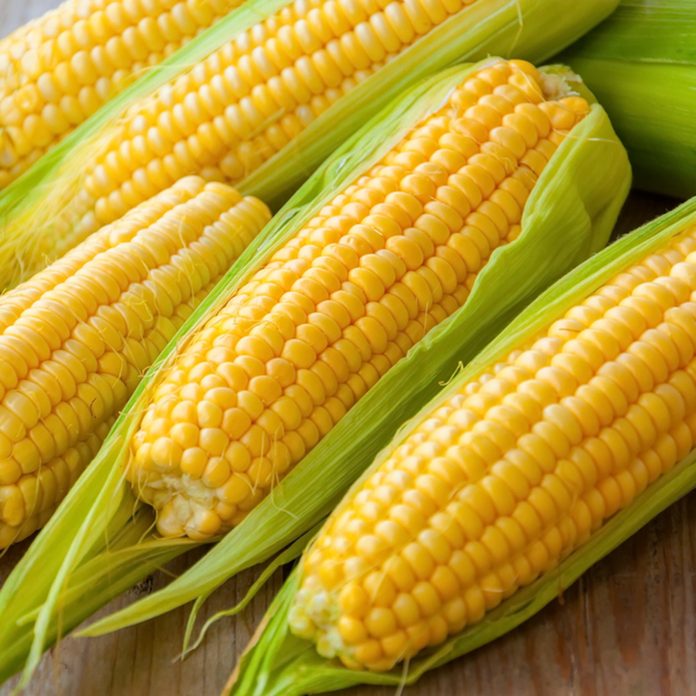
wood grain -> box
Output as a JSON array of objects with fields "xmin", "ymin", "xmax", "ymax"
[{"xmin": 1, "ymin": 1, "xmax": 695, "ymax": 694}]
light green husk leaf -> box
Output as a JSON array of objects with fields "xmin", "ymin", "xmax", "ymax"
[
  {"xmin": 0, "ymin": 0, "xmax": 619, "ymax": 289},
  {"xmin": 560, "ymin": 0, "xmax": 696, "ymax": 199},
  {"xmin": 179, "ymin": 524, "xmax": 320, "ymax": 659},
  {"xmin": 227, "ymin": 195, "xmax": 696, "ymax": 696},
  {"xmin": 0, "ymin": 60, "xmax": 629, "ymax": 689}
]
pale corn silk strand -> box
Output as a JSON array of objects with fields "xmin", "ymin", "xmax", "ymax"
[
  {"xmin": 126, "ymin": 59, "xmax": 590, "ymax": 542},
  {"xmin": 4, "ymin": 0, "xmax": 488, "ymax": 288},
  {"xmin": 0, "ymin": 0, "xmax": 245, "ymax": 188},
  {"xmin": 0, "ymin": 177, "xmax": 270, "ymax": 548},
  {"xmin": 289, "ymin": 222, "xmax": 696, "ymax": 671}
]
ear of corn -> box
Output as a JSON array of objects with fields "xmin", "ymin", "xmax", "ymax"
[
  {"xmin": 0, "ymin": 177, "xmax": 270, "ymax": 549},
  {"xmin": 126, "ymin": 60, "xmax": 595, "ymax": 542},
  {"xmin": 0, "ymin": 0, "xmax": 245, "ymax": 189},
  {"xmin": 560, "ymin": 0, "xmax": 696, "ymax": 199},
  {"xmin": 0, "ymin": 60, "xmax": 629, "ymax": 687},
  {"xmin": 0, "ymin": 0, "xmax": 619, "ymax": 290},
  {"xmin": 226, "ymin": 196, "xmax": 696, "ymax": 696}
]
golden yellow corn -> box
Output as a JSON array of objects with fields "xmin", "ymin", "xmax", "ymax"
[
  {"xmin": 43, "ymin": 0, "xmax": 490, "ymax": 251},
  {"xmin": 126, "ymin": 59, "xmax": 591, "ymax": 541},
  {"xmin": 289, "ymin": 218, "xmax": 696, "ymax": 671},
  {"xmin": 0, "ymin": 177, "xmax": 269, "ymax": 548},
  {"xmin": 0, "ymin": 0, "xmax": 244, "ymax": 188}
]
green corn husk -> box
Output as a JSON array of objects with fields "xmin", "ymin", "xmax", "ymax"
[
  {"xmin": 560, "ymin": 0, "xmax": 696, "ymax": 199},
  {"xmin": 0, "ymin": 0, "xmax": 619, "ymax": 290},
  {"xmin": 227, "ymin": 194, "xmax": 696, "ymax": 696},
  {"xmin": 0, "ymin": 60, "xmax": 630, "ymax": 688}
]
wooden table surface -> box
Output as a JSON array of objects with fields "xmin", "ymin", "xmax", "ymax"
[{"xmin": 1, "ymin": 2, "xmax": 695, "ymax": 695}]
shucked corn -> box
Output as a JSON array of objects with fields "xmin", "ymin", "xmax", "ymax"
[
  {"xmin": 59, "ymin": 0, "xmax": 487, "ymax": 248},
  {"xmin": 0, "ymin": 177, "xmax": 269, "ymax": 548},
  {"xmin": 127, "ymin": 59, "xmax": 591, "ymax": 541},
  {"xmin": 289, "ymin": 217, "xmax": 696, "ymax": 671},
  {"xmin": 0, "ymin": 0, "xmax": 244, "ymax": 188}
]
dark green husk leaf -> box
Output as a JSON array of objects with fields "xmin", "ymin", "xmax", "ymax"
[
  {"xmin": 560, "ymin": 0, "xmax": 696, "ymax": 199},
  {"xmin": 227, "ymin": 195, "xmax": 696, "ymax": 696},
  {"xmin": 0, "ymin": 0, "xmax": 619, "ymax": 288},
  {"xmin": 0, "ymin": 60, "xmax": 629, "ymax": 689}
]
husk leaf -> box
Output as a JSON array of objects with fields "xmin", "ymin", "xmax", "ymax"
[{"xmin": 560, "ymin": 0, "xmax": 696, "ymax": 199}]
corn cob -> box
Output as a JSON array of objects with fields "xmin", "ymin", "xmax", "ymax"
[
  {"xmin": 0, "ymin": 58, "xmax": 630, "ymax": 688},
  {"xmin": 288, "ymin": 215, "xmax": 696, "ymax": 671},
  {"xmin": 0, "ymin": 0, "xmax": 245, "ymax": 189},
  {"xmin": 561, "ymin": 0, "xmax": 696, "ymax": 198},
  {"xmin": 127, "ymin": 59, "xmax": 591, "ymax": 541},
  {"xmin": 0, "ymin": 176, "xmax": 269, "ymax": 547},
  {"xmin": 48, "ymin": 0, "xmax": 490, "ymax": 244},
  {"xmin": 0, "ymin": 0, "xmax": 619, "ymax": 290}
]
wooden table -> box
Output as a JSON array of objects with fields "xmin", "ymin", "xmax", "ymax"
[{"xmin": 1, "ymin": 2, "xmax": 695, "ymax": 694}]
